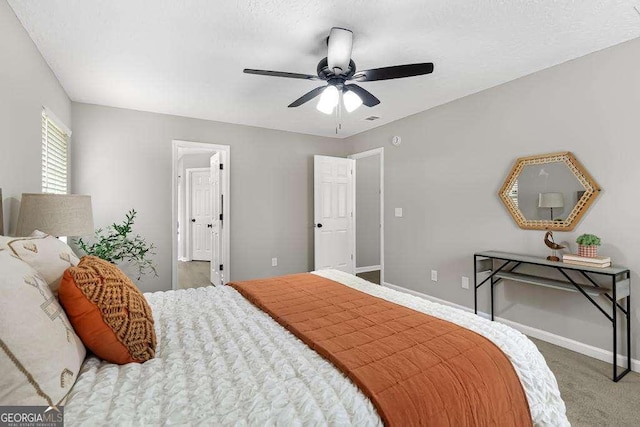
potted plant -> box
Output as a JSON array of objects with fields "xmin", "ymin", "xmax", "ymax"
[
  {"xmin": 576, "ymin": 233, "xmax": 601, "ymax": 258},
  {"xmin": 76, "ymin": 209, "xmax": 158, "ymax": 280}
]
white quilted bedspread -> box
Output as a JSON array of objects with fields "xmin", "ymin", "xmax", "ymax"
[{"xmin": 64, "ymin": 270, "xmax": 568, "ymax": 426}]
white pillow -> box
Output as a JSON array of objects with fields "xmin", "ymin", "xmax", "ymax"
[
  {"xmin": 0, "ymin": 250, "xmax": 86, "ymax": 406},
  {"xmin": 0, "ymin": 235, "xmax": 14, "ymax": 249},
  {"xmin": 0, "ymin": 229, "xmax": 41, "ymax": 248},
  {"xmin": 4, "ymin": 231, "xmax": 79, "ymax": 294}
]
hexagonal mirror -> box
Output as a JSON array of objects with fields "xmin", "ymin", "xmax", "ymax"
[{"xmin": 499, "ymin": 152, "xmax": 601, "ymax": 231}]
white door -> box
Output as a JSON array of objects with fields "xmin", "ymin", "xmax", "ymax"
[
  {"xmin": 190, "ymin": 169, "xmax": 212, "ymax": 261},
  {"xmin": 210, "ymin": 153, "xmax": 223, "ymax": 285},
  {"xmin": 314, "ymin": 155, "xmax": 355, "ymax": 273}
]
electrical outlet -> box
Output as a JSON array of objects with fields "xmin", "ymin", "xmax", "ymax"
[
  {"xmin": 461, "ymin": 276, "xmax": 470, "ymax": 289},
  {"xmin": 272, "ymin": 257, "xmax": 278, "ymax": 267},
  {"xmin": 431, "ymin": 270, "xmax": 438, "ymax": 282},
  {"xmin": 395, "ymin": 208, "xmax": 403, "ymax": 217}
]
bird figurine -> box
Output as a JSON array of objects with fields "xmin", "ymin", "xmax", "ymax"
[{"xmin": 544, "ymin": 231, "xmax": 565, "ymax": 261}]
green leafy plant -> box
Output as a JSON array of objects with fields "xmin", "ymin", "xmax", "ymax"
[
  {"xmin": 76, "ymin": 209, "xmax": 158, "ymax": 280},
  {"xmin": 576, "ymin": 233, "xmax": 601, "ymax": 246}
]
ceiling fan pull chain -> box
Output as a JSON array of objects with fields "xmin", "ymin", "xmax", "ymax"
[
  {"xmin": 337, "ymin": 91, "xmax": 343, "ymax": 134},
  {"xmin": 335, "ymin": 96, "xmax": 339, "ymax": 134}
]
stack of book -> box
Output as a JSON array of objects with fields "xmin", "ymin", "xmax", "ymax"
[{"xmin": 562, "ymin": 254, "xmax": 611, "ymax": 268}]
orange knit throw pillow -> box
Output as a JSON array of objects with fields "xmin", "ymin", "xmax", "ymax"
[{"xmin": 58, "ymin": 256, "xmax": 156, "ymax": 364}]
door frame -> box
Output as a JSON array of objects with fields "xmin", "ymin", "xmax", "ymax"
[
  {"xmin": 185, "ymin": 167, "xmax": 212, "ymax": 262},
  {"xmin": 348, "ymin": 148, "xmax": 384, "ymax": 285},
  {"xmin": 172, "ymin": 140, "xmax": 231, "ymax": 290}
]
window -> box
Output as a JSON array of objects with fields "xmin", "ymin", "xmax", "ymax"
[{"xmin": 41, "ymin": 108, "xmax": 71, "ymax": 194}]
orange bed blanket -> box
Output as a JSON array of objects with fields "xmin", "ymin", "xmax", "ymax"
[{"xmin": 230, "ymin": 273, "xmax": 532, "ymax": 426}]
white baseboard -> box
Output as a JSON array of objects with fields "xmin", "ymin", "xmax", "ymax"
[
  {"xmin": 382, "ymin": 281, "xmax": 639, "ymax": 374},
  {"xmin": 355, "ymin": 265, "xmax": 381, "ymax": 274}
]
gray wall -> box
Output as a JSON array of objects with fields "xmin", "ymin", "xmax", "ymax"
[
  {"xmin": 356, "ymin": 154, "xmax": 381, "ymax": 268},
  {"xmin": 0, "ymin": 0, "xmax": 71, "ymax": 234},
  {"xmin": 70, "ymin": 103, "xmax": 348, "ymax": 292},
  {"xmin": 345, "ymin": 37, "xmax": 640, "ymax": 361}
]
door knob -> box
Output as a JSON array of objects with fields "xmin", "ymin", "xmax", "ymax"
[
  {"xmin": 207, "ymin": 224, "xmax": 212, "ymax": 228},
  {"xmin": 315, "ymin": 223, "xmax": 323, "ymax": 228},
  {"xmin": 191, "ymin": 219, "xmax": 196, "ymax": 222}
]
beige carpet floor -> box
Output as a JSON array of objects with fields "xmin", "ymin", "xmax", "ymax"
[
  {"xmin": 530, "ymin": 337, "xmax": 640, "ymax": 426},
  {"xmin": 177, "ymin": 261, "xmax": 212, "ymax": 289}
]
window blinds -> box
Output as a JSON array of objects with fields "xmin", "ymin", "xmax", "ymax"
[{"xmin": 41, "ymin": 108, "xmax": 70, "ymax": 194}]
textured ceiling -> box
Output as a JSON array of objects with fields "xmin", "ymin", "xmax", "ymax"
[{"xmin": 8, "ymin": 0, "xmax": 640, "ymax": 138}]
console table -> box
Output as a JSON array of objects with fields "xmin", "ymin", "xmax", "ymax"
[{"xmin": 474, "ymin": 250, "xmax": 631, "ymax": 382}]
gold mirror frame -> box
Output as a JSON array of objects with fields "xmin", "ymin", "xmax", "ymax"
[{"xmin": 499, "ymin": 152, "xmax": 601, "ymax": 231}]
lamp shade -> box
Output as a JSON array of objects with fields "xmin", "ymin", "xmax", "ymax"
[
  {"xmin": 538, "ymin": 192, "xmax": 564, "ymax": 209},
  {"xmin": 316, "ymin": 85, "xmax": 339, "ymax": 114},
  {"xmin": 343, "ymin": 89, "xmax": 363, "ymax": 112},
  {"xmin": 16, "ymin": 193, "xmax": 94, "ymax": 237}
]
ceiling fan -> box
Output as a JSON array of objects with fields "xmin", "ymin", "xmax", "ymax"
[{"xmin": 243, "ymin": 27, "xmax": 434, "ymax": 115}]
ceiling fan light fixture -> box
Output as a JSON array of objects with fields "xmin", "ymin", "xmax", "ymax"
[
  {"xmin": 327, "ymin": 27, "xmax": 353, "ymax": 73},
  {"xmin": 343, "ymin": 89, "xmax": 363, "ymax": 112},
  {"xmin": 316, "ymin": 85, "xmax": 339, "ymax": 114},
  {"xmin": 244, "ymin": 27, "xmax": 435, "ymax": 115}
]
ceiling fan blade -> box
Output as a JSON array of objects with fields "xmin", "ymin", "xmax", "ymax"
[
  {"xmin": 244, "ymin": 69, "xmax": 319, "ymax": 80},
  {"xmin": 352, "ymin": 63, "xmax": 434, "ymax": 82},
  {"xmin": 288, "ymin": 86, "xmax": 327, "ymax": 107},
  {"xmin": 327, "ymin": 27, "xmax": 353, "ymax": 73},
  {"xmin": 345, "ymin": 84, "xmax": 380, "ymax": 107}
]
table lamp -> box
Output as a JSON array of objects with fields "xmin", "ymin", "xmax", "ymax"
[{"xmin": 538, "ymin": 192, "xmax": 564, "ymax": 221}]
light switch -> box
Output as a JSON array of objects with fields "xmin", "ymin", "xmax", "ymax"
[{"xmin": 395, "ymin": 208, "xmax": 403, "ymax": 217}]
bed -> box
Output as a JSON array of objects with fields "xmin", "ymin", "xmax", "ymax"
[{"xmin": 63, "ymin": 269, "xmax": 568, "ymax": 426}]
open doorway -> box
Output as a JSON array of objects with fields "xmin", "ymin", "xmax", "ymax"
[
  {"xmin": 171, "ymin": 140, "xmax": 230, "ymax": 290},
  {"xmin": 349, "ymin": 148, "xmax": 384, "ymax": 285}
]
